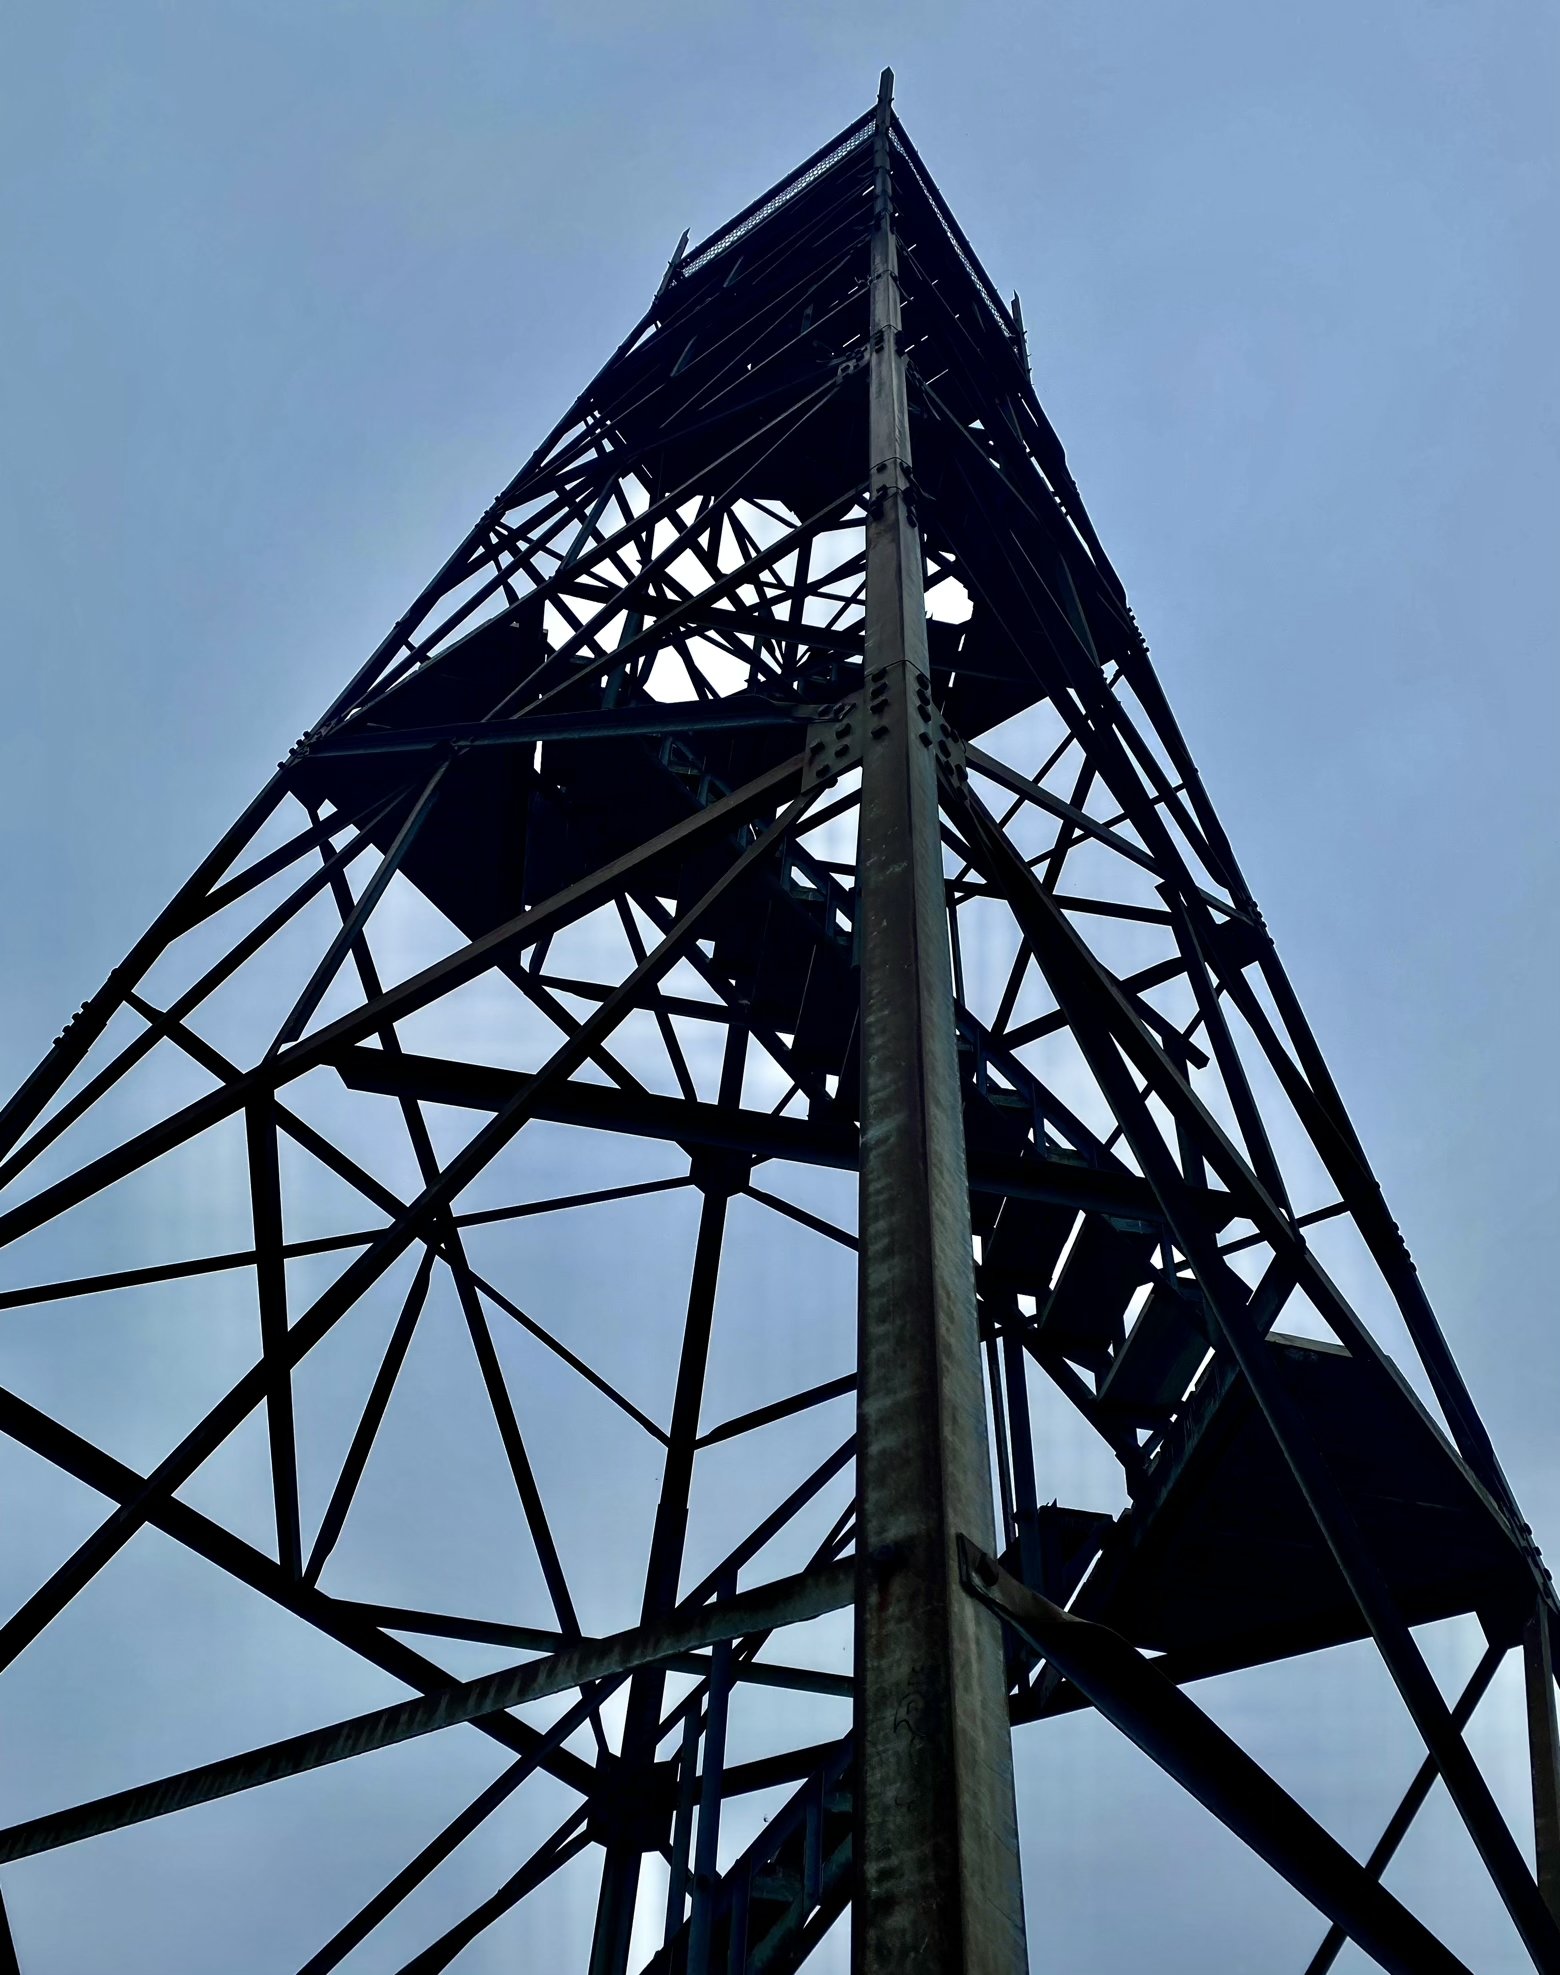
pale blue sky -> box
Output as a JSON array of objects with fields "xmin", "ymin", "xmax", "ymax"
[{"xmin": 0, "ymin": 3, "xmax": 1556, "ymax": 1969}]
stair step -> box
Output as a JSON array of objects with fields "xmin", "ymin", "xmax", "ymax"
[
  {"xmin": 1098, "ymin": 1281, "xmax": 1209, "ymax": 1425},
  {"xmin": 1038, "ymin": 1214, "xmax": 1157, "ymax": 1373}
]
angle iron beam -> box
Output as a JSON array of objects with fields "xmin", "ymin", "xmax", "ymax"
[
  {"xmin": 0, "ymin": 769, "xmax": 290, "ymax": 1165},
  {"xmin": 1303, "ymin": 1639, "xmax": 1507, "ymax": 1975},
  {"xmin": 304, "ymin": 1248, "xmax": 435, "ymax": 1585},
  {"xmin": 684, "ymin": 1570, "xmax": 737, "ymax": 1975},
  {"xmin": 589, "ymin": 1019, "xmax": 750, "ymax": 1975},
  {"xmin": 0, "ymin": 1380, "xmax": 593, "ymax": 1793},
  {"xmin": 336, "ymin": 1615, "xmax": 849, "ymax": 1700},
  {"xmin": 296, "ymin": 1768, "xmax": 577, "ymax": 1975},
  {"xmin": 0, "ymin": 1888, "xmax": 17, "ymax": 1975},
  {"xmin": 271, "ymin": 759, "xmax": 450, "ymax": 1051},
  {"xmin": 0, "ymin": 783, "xmax": 407, "ymax": 1195},
  {"xmin": 333, "ymin": 1043, "xmax": 1235, "ymax": 1226},
  {"xmin": 0, "ymin": 1562, "xmax": 853, "ymax": 1863},
  {"xmin": 393, "ymin": 1811, "xmax": 594, "ymax": 1975},
  {"xmin": 959, "ymin": 1542, "xmax": 1471, "ymax": 1975},
  {"xmin": 244, "ymin": 1099, "xmax": 302, "ymax": 1580},
  {"xmin": 308, "ymin": 696, "xmax": 809, "ymax": 762},
  {"xmin": 963, "ymin": 740, "xmax": 1236, "ymax": 920}
]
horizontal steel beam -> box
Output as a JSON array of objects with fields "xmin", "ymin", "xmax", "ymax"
[
  {"xmin": 1013, "ymin": 1600, "xmax": 1497, "ymax": 1725},
  {"xmin": 0, "ymin": 1561, "xmax": 854, "ymax": 1864},
  {"xmin": 333, "ymin": 1044, "xmax": 1237, "ymax": 1226},
  {"xmin": 306, "ymin": 694, "xmax": 809, "ymax": 760},
  {"xmin": 327, "ymin": 1602, "xmax": 852, "ymax": 1698}
]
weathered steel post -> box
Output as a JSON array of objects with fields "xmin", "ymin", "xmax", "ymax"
[{"xmin": 851, "ymin": 69, "xmax": 1028, "ymax": 1975}]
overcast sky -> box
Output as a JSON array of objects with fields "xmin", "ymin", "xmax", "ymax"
[{"xmin": 0, "ymin": 3, "xmax": 1556, "ymax": 1970}]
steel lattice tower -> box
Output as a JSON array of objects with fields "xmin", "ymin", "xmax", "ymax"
[{"xmin": 0, "ymin": 73, "xmax": 1556, "ymax": 1974}]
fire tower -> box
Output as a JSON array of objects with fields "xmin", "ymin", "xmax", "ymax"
[{"xmin": 0, "ymin": 73, "xmax": 1555, "ymax": 1974}]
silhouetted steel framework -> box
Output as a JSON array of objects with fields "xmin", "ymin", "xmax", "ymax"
[{"xmin": 0, "ymin": 72, "xmax": 1556, "ymax": 1974}]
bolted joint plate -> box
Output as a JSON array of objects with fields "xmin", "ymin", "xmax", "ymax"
[
  {"xmin": 867, "ymin": 660, "xmax": 969, "ymax": 790},
  {"xmin": 857, "ymin": 660, "xmax": 970, "ymax": 789},
  {"xmin": 803, "ymin": 696, "xmax": 864, "ymax": 789}
]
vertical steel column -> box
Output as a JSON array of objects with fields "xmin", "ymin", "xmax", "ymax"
[
  {"xmin": 1526, "ymin": 1604, "xmax": 1560, "ymax": 1923},
  {"xmin": 852, "ymin": 69, "xmax": 1028, "ymax": 1975},
  {"xmin": 687, "ymin": 1569, "xmax": 737, "ymax": 1975}
]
